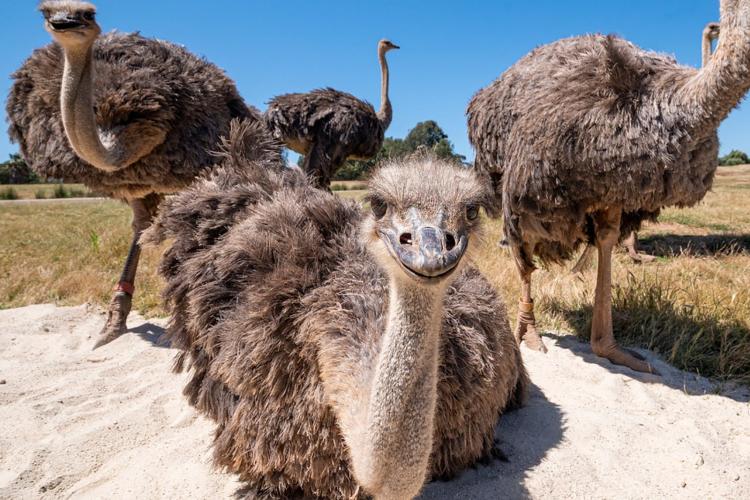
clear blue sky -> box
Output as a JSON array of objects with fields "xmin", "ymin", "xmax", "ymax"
[{"xmin": 0, "ymin": 0, "xmax": 744, "ymax": 162}]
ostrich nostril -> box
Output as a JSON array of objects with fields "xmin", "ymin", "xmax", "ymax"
[
  {"xmin": 445, "ymin": 233, "xmax": 456, "ymax": 251},
  {"xmin": 399, "ymin": 233, "xmax": 413, "ymax": 246}
]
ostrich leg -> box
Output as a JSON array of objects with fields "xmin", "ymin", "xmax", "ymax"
[
  {"xmin": 622, "ymin": 231, "xmax": 656, "ymax": 264},
  {"xmin": 514, "ymin": 265, "xmax": 548, "ymax": 352},
  {"xmin": 590, "ymin": 209, "xmax": 657, "ymax": 373},
  {"xmin": 94, "ymin": 194, "xmax": 161, "ymax": 348},
  {"xmin": 303, "ymin": 140, "xmax": 334, "ymax": 190}
]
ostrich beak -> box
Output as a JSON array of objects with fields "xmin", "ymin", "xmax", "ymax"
[
  {"xmin": 46, "ymin": 12, "xmax": 88, "ymax": 31},
  {"xmin": 379, "ymin": 216, "xmax": 467, "ymax": 281}
]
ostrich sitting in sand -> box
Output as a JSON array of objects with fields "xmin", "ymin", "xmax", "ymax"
[
  {"xmin": 570, "ymin": 21, "xmax": 722, "ymax": 274},
  {"xmin": 467, "ymin": 0, "xmax": 746, "ymax": 373},
  {"xmin": 264, "ymin": 39, "xmax": 399, "ymax": 188},
  {"xmin": 6, "ymin": 1, "xmax": 257, "ymax": 347},
  {"xmin": 143, "ymin": 119, "xmax": 527, "ymax": 499}
]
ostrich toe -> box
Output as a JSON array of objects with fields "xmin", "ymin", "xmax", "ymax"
[{"xmin": 93, "ymin": 291, "xmax": 131, "ymax": 348}]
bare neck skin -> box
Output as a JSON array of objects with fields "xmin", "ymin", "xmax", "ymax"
[
  {"xmin": 376, "ymin": 45, "xmax": 393, "ymax": 130},
  {"xmin": 702, "ymin": 29, "xmax": 715, "ymax": 67},
  {"xmin": 681, "ymin": 0, "xmax": 750, "ymax": 131},
  {"xmin": 353, "ymin": 276, "xmax": 444, "ymax": 499},
  {"xmin": 59, "ymin": 40, "xmax": 127, "ymax": 172}
]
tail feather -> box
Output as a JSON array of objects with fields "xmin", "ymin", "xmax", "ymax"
[{"xmin": 142, "ymin": 118, "xmax": 292, "ymax": 254}]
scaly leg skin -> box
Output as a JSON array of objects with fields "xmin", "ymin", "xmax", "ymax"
[
  {"xmin": 93, "ymin": 247, "xmax": 139, "ymax": 348},
  {"xmin": 622, "ymin": 231, "xmax": 656, "ymax": 264},
  {"xmin": 515, "ymin": 269, "xmax": 548, "ymax": 353},
  {"xmin": 591, "ymin": 210, "xmax": 659, "ymax": 374},
  {"xmin": 94, "ymin": 196, "xmax": 159, "ymax": 348}
]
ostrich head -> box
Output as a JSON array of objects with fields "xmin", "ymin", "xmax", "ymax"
[
  {"xmin": 378, "ymin": 39, "xmax": 400, "ymax": 53},
  {"xmin": 363, "ymin": 157, "xmax": 487, "ymax": 289},
  {"xmin": 40, "ymin": 1, "xmax": 100, "ymax": 47},
  {"xmin": 704, "ymin": 22, "xmax": 721, "ymax": 40}
]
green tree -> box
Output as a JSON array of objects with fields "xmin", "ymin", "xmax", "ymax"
[
  {"xmin": 0, "ymin": 153, "xmax": 39, "ymax": 184},
  {"xmin": 403, "ymin": 121, "xmax": 466, "ymax": 163},
  {"xmin": 718, "ymin": 149, "xmax": 749, "ymax": 166},
  {"xmin": 331, "ymin": 120, "xmax": 466, "ymax": 181}
]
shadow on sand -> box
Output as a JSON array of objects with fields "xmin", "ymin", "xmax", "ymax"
[
  {"xmin": 128, "ymin": 322, "xmax": 170, "ymax": 348},
  {"xmin": 544, "ymin": 303, "xmax": 750, "ymax": 404},
  {"xmin": 419, "ymin": 383, "xmax": 564, "ymax": 499},
  {"xmin": 639, "ymin": 233, "xmax": 750, "ymax": 257}
]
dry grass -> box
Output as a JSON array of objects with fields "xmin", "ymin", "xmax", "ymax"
[
  {"xmin": 0, "ymin": 200, "xmax": 165, "ymax": 316},
  {"xmin": 1, "ymin": 183, "xmax": 94, "ymax": 199},
  {"xmin": 0, "ymin": 165, "xmax": 748, "ymax": 383},
  {"xmin": 330, "ymin": 180, "xmax": 368, "ymax": 190}
]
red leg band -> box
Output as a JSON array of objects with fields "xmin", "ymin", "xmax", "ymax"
[{"xmin": 115, "ymin": 281, "xmax": 135, "ymax": 296}]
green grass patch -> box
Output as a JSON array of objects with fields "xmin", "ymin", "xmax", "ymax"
[
  {"xmin": 0, "ymin": 187, "xmax": 18, "ymax": 200},
  {"xmin": 659, "ymin": 212, "xmax": 732, "ymax": 232}
]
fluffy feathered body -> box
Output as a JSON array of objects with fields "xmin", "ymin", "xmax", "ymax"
[
  {"xmin": 145, "ymin": 120, "xmax": 527, "ymax": 498},
  {"xmin": 264, "ymin": 88, "xmax": 386, "ymax": 185},
  {"xmin": 468, "ymin": 34, "xmax": 719, "ymax": 264},
  {"xmin": 7, "ymin": 32, "xmax": 256, "ymax": 200}
]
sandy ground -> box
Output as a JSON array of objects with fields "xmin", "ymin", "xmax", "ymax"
[{"xmin": 0, "ymin": 304, "xmax": 748, "ymax": 499}]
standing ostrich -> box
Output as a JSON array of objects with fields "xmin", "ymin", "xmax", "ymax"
[
  {"xmin": 570, "ymin": 20, "xmax": 723, "ymax": 274},
  {"xmin": 467, "ymin": 0, "xmax": 747, "ymax": 373},
  {"xmin": 6, "ymin": 1, "xmax": 258, "ymax": 347},
  {"xmin": 264, "ymin": 39, "xmax": 399, "ymax": 188},
  {"xmin": 143, "ymin": 119, "xmax": 527, "ymax": 499}
]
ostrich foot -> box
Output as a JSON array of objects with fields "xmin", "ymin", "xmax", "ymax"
[
  {"xmin": 94, "ymin": 287, "xmax": 133, "ymax": 348},
  {"xmin": 622, "ymin": 232, "xmax": 657, "ymax": 264},
  {"xmin": 515, "ymin": 301, "xmax": 548, "ymax": 353},
  {"xmin": 626, "ymin": 250, "xmax": 657, "ymax": 264},
  {"xmin": 624, "ymin": 347, "xmax": 646, "ymax": 360},
  {"xmin": 593, "ymin": 341, "xmax": 660, "ymax": 375}
]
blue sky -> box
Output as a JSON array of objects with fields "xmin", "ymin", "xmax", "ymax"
[{"xmin": 0, "ymin": 0, "xmax": 742, "ymax": 162}]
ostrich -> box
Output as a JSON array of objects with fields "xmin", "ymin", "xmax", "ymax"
[
  {"xmin": 703, "ymin": 22, "xmax": 721, "ymax": 67},
  {"xmin": 264, "ymin": 39, "xmax": 399, "ymax": 188},
  {"xmin": 6, "ymin": 1, "xmax": 258, "ymax": 347},
  {"xmin": 143, "ymin": 119, "xmax": 527, "ymax": 499},
  {"xmin": 467, "ymin": 0, "xmax": 746, "ymax": 373},
  {"xmin": 570, "ymin": 20, "xmax": 723, "ymax": 274}
]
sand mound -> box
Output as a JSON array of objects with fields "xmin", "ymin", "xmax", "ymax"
[{"xmin": 0, "ymin": 304, "xmax": 747, "ymax": 499}]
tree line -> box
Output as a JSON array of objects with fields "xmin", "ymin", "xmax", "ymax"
[
  {"xmin": 0, "ymin": 153, "xmax": 40, "ymax": 184},
  {"xmin": 718, "ymin": 149, "xmax": 749, "ymax": 166},
  {"xmin": 299, "ymin": 120, "xmax": 467, "ymax": 181},
  {"xmin": 3, "ymin": 132, "xmax": 748, "ymax": 184}
]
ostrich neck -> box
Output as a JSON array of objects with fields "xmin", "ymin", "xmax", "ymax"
[
  {"xmin": 681, "ymin": 2, "xmax": 750, "ymax": 132},
  {"xmin": 702, "ymin": 32, "xmax": 714, "ymax": 67},
  {"xmin": 357, "ymin": 278, "xmax": 443, "ymax": 499},
  {"xmin": 376, "ymin": 48, "xmax": 393, "ymax": 129},
  {"xmin": 60, "ymin": 43, "xmax": 126, "ymax": 172}
]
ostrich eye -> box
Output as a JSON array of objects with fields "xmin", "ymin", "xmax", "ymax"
[
  {"xmin": 370, "ymin": 197, "xmax": 387, "ymax": 219},
  {"xmin": 466, "ymin": 204, "xmax": 479, "ymax": 221}
]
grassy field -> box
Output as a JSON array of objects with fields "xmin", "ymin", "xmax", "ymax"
[
  {"xmin": 0, "ymin": 183, "xmax": 94, "ymax": 200},
  {"xmin": 331, "ymin": 180, "xmax": 367, "ymax": 191},
  {"xmin": 1, "ymin": 166, "xmax": 748, "ymax": 383}
]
